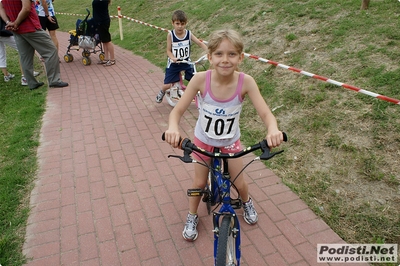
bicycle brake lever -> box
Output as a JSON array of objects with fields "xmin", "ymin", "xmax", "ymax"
[
  {"xmin": 167, "ymin": 152, "xmax": 193, "ymax": 163},
  {"xmin": 259, "ymin": 140, "xmax": 284, "ymax": 160},
  {"xmin": 259, "ymin": 134, "xmax": 287, "ymax": 160},
  {"xmin": 260, "ymin": 149, "xmax": 284, "ymax": 160},
  {"xmin": 181, "ymin": 150, "xmax": 193, "ymax": 163}
]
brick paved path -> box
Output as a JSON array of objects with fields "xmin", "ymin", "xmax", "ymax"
[{"xmin": 22, "ymin": 31, "xmax": 364, "ymax": 266}]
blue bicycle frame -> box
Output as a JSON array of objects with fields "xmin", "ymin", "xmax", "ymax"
[
  {"xmin": 210, "ymin": 153, "xmax": 241, "ymax": 265},
  {"xmin": 162, "ymin": 132, "xmax": 287, "ymax": 266}
]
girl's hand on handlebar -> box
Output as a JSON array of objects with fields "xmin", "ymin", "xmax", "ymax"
[
  {"xmin": 266, "ymin": 130, "xmax": 285, "ymax": 148},
  {"xmin": 164, "ymin": 129, "xmax": 181, "ymax": 148}
]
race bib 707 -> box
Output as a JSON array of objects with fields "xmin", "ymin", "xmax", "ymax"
[{"xmin": 199, "ymin": 102, "xmax": 241, "ymax": 139}]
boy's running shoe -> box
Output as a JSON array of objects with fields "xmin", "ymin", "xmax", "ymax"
[
  {"xmin": 34, "ymin": 71, "xmax": 40, "ymax": 77},
  {"xmin": 182, "ymin": 213, "xmax": 199, "ymax": 241},
  {"xmin": 243, "ymin": 198, "xmax": 258, "ymax": 225},
  {"xmin": 155, "ymin": 90, "xmax": 165, "ymax": 103}
]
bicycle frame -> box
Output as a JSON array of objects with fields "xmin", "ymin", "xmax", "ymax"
[
  {"xmin": 210, "ymin": 154, "xmax": 242, "ymax": 265},
  {"xmin": 163, "ymin": 133, "xmax": 287, "ymax": 266}
]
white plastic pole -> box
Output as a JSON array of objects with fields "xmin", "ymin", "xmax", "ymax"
[{"xmin": 118, "ymin": 6, "xmax": 123, "ymax": 40}]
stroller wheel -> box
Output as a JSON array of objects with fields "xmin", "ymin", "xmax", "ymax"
[
  {"xmin": 82, "ymin": 50, "xmax": 90, "ymax": 57},
  {"xmin": 82, "ymin": 56, "xmax": 91, "ymax": 66},
  {"xmin": 64, "ymin": 54, "xmax": 74, "ymax": 63},
  {"xmin": 99, "ymin": 53, "xmax": 105, "ymax": 62}
]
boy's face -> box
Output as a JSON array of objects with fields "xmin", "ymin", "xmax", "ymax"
[{"xmin": 172, "ymin": 20, "xmax": 186, "ymax": 34}]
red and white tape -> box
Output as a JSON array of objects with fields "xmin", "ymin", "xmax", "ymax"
[
  {"xmin": 122, "ymin": 16, "xmax": 170, "ymax": 33},
  {"xmin": 55, "ymin": 12, "xmax": 87, "ymax": 16},
  {"xmin": 121, "ymin": 16, "xmax": 400, "ymax": 105},
  {"xmin": 56, "ymin": 10, "xmax": 399, "ymax": 105},
  {"xmin": 245, "ymin": 53, "xmax": 400, "ymax": 105}
]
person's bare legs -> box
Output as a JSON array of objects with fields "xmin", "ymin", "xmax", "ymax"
[
  {"xmin": 103, "ymin": 41, "xmax": 108, "ymax": 60},
  {"xmin": 48, "ymin": 30, "xmax": 59, "ymax": 51},
  {"xmin": 188, "ymin": 163, "xmax": 210, "ymax": 214},
  {"xmin": 103, "ymin": 41, "xmax": 115, "ymax": 60},
  {"xmin": 182, "ymin": 162, "xmax": 208, "ymax": 241},
  {"xmin": 1, "ymin": 67, "xmax": 8, "ymax": 76},
  {"xmin": 191, "ymin": 157, "xmax": 251, "ymax": 210},
  {"xmin": 161, "ymin": 83, "xmax": 172, "ymax": 92},
  {"xmin": 102, "ymin": 41, "xmax": 115, "ymax": 66}
]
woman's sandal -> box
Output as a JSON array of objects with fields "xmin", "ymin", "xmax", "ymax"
[
  {"xmin": 104, "ymin": 59, "xmax": 116, "ymax": 66},
  {"xmin": 97, "ymin": 59, "xmax": 108, "ymax": 64}
]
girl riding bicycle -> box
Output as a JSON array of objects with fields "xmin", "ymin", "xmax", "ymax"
[{"xmin": 164, "ymin": 29, "xmax": 285, "ymax": 241}]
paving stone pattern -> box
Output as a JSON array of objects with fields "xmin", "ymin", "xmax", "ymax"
[{"xmin": 22, "ymin": 32, "xmax": 367, "ymax": 266}]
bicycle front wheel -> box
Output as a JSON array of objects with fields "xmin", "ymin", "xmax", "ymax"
[
  {"xmin": 165, "ymin": 86, "xmax": 182, "ymax": 107},
  {"xmin": 216, "ymin": 216, "xmax": 238, "ymax": 266}
]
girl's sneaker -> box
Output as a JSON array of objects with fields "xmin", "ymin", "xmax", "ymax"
[
  {"xmin": 243, "ymin": 198, "xmax": 258, "ymax": 225},
  {"xmin": 4, "ymin": 73, "xmax": 15, "ymax": 82},
  {"xmin": 182, "ymin": 213, "xmax": 199, "ymax": 241}
]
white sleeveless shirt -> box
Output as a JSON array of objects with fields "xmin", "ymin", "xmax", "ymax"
[{"xmin": 195, "ymin": 70, "xmax": 244, "ymax": 147}]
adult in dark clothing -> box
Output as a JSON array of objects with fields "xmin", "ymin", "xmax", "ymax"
[{"xmin": 92, "ymin": 0, "xmax": 115, "ymax": 66}]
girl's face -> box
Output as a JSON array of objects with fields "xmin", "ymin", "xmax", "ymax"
[
  {"xmin": 208, "ymin": 39, "xmax": 244, "ymax": 75},
  {"xmin": 172, "ymin": 21, "xmax": 186, "ymax": 34}
]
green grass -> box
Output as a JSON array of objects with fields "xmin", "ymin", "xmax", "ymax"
[
  {"xmin": 1, "ymin": 0, "xmax": 400, "ymax": 265},
  {"xmin": 0, "ymin": 50, "xmax": 46, "ymax": 265}
]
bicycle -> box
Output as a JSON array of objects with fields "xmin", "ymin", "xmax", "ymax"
[
  {"xmin": 165, "ymin": 54, "xmax": 208, "ymax": 107},
  {"xmin": 162, "ymin": 132, "xmax": 287, "ymax": 266}
]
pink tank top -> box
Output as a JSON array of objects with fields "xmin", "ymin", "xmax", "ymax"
[{"xmin": 194, "ymin": 70, "xmax": 245, "ymax": 147}]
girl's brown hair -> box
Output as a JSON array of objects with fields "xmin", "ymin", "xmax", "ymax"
[
  {"xmin": 207, "ymin": 29, "xmax": 244, "ymax": 55},
  {"xmin": 207, "ymin": 29, "xmax": 244, "ymax": 71}
]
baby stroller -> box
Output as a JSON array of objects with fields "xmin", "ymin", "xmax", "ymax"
[{"xmin": 63, "ymin": 9, "xmax": 104, "ymax": 66}]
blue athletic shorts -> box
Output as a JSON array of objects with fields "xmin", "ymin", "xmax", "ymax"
[{"xmin": 164, "ymin": 63, "xmax": 194, "ymax": 84}]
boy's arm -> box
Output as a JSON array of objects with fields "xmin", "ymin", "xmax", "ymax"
[
  {"xmin": 40, "ymin": 0, "xmax": 56, "ymax": 23},
  {"xmin": 166, "ymin": 31, "xmax": 178, "ymax": 62},
  {"xmin": 191, "ymin": 33, "xmax": 208, "ymax": 52},
  {"xmin": 40, "ymin": 0, "xmax": 49, "ymax": 16},
  {"xmin": 244, "ymin": 74, "xmax": 283, "ymax": 148}
]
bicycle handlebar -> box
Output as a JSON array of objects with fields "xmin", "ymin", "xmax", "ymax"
[
  {"xmin": 176, "ymin": 55, "xmax": 208, "ymax": 65},
  {"xmin": 162, "ymin": 132, "xmax": 287, "ymax": 162}
]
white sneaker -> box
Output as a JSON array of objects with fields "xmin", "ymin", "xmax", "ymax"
[
  {"xmin": 243, "ymin": 198, "xmax": 258, "ymax": 225},
  {"xmin": 4, "ymin": 73, "xmax": 15, "ymax": 82},
  {"xmin": 21, "ymin": 76, "xmax": 28, "ymax": 86},
  {"xmin": 33, "ymin": 71, "xmax": 40, "ymax": 77},
  {"xmin": 182, "ymin": 213, "xmax": 199, "ymax": 241}
]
